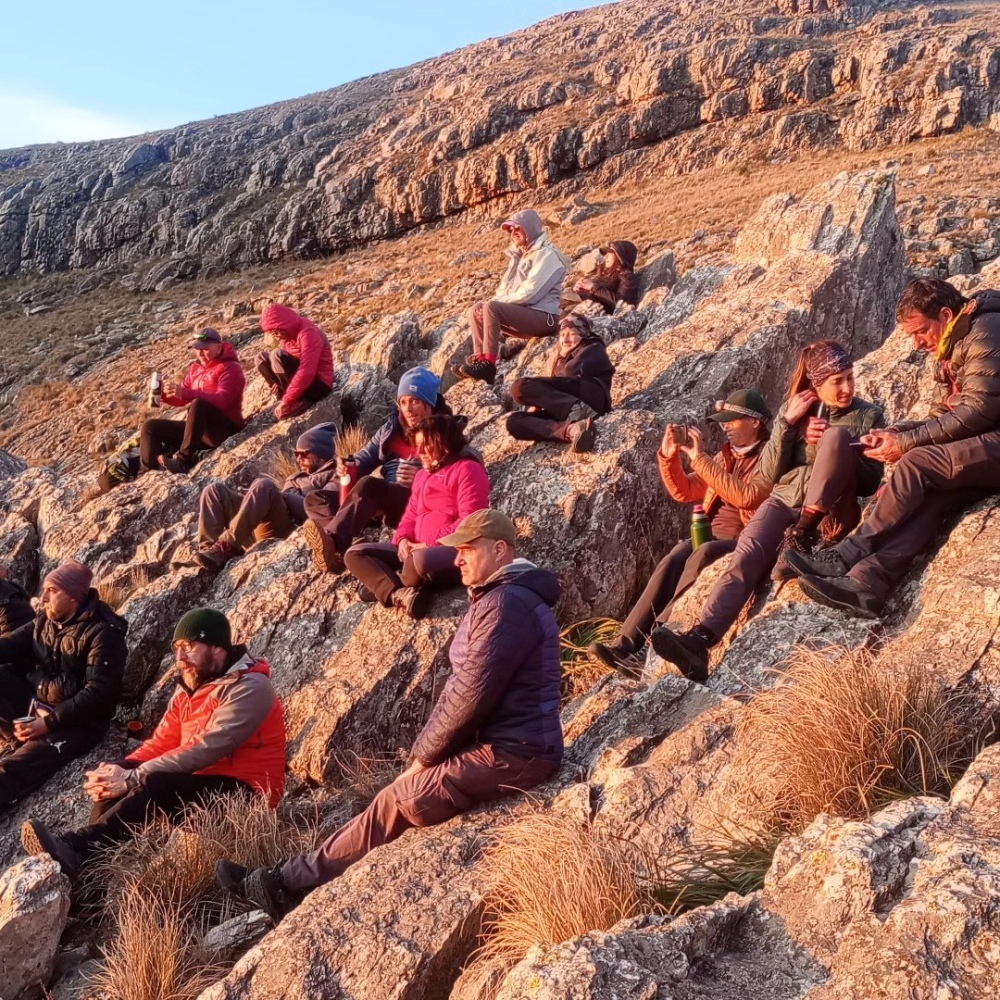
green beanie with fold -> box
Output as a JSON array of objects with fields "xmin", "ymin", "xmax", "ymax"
[{"xmin": 173, "ymin": 608, "xmax": 232, "ymax": 650}]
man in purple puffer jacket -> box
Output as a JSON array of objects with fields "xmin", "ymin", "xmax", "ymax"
[{"xmin": 214, "ymin": 508, "xmax": 563, "ymax": 921}]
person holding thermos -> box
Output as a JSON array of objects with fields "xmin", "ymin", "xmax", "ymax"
[{"xmin": 589, "ymin": 390, "xmax": 771, "ymax": 677}]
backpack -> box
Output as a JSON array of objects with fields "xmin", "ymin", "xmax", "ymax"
[{"xmin": 97, "ymin": 434, "xmax": 142, "ymax": 493}]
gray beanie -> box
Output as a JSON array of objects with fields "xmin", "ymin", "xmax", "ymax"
[{"xmin": 295, "ymin": 422, "xmax": 338, "ymax": 462}]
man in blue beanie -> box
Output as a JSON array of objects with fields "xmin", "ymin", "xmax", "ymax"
[
  {"xmin": 190, "ymin": 422, "xmax": 340, "ymax": 572},
  {"xmin": 303, "ymin": 368, "xmax": 450, "ymax": 573}
]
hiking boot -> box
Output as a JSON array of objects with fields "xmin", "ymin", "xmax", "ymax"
[
  {"xmin": 390, "ymin": 586, "xmax": 429, "ymax": 619},
  {"xmin": 303, "ymin": 520, "xmax": 345, "ymax": 574},
  {"xmin": 772, "ymin": 525, "xmax": 818, "ymax": 583},
  {"xmin": 21, "ymin": 819, "xmax": 82, "ymax": 878},
  {"xmin": 649, "ymin": 625, "xmax": 714, "ymax": 684},
  {"xmin": 589, "ymin": 640, "xmax": 641, "ymax": 680},
  {"xmin": 215, "ymin": 860, "xmax": 301, "ymax": 922},
  {"xmin": 159, "ymin": 453, "xmax": 190, "ymax": 474},
  {"xmin": 499, "ymin": 337, "xmax": 527, "ymax": 360},
  {"xmin": 781, "ymin": 546, "xmax": 851, "ymax": 580},
  {"xmin": 566, "ymin": 401, "xmax": 599, "ymax": 424},
  {"xmin": 566, "ymin": 417, "xmax": 596, "ymax": 453},
  {"xmin": 798, "ymin": 575, "xmax": 884, "ymax": 619},
  {"xmin": 358, "ymin": 584, "xmax": 379, "ymax": 603},
  {"xmin": 194, "ymin": 536, "xmax": 241, "ymax": 573},
  {"xmin": 451, "ymin": 357, "xmax": 497, "ymax": 385}
]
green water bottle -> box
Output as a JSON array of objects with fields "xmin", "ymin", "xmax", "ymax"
[{"xmin": 690, "ymin": 504, "xmax": 713, "ymax": 550}]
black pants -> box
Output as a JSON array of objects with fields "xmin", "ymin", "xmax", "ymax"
[
  {"xmin": 140, "ymin": 398, "xmax": 242, "ymax": 470},
  {"xmin": 66, "ymin": 772, "xmax": 252, "ymax": 855},
  {"xmin": 305, "ymin": 476, "xmax": 411, "ymax": 555},
  {"xmin": 617, "ymin": 538, "xmax": 738, "ymax": 651},
  {"xmin": 256, "ymin": 349, "xmax": 332, "ymax": 406},
  {"xmin": 506, "ymin": 377, "xmax": 610, "ymax": 443},
  {"xmin": 0, "ymin": 671, "xmax": 107, "ymax": 806},
  {"xmin": 344, "ymin": 542, "xmax": 462, "ymax": 605}
]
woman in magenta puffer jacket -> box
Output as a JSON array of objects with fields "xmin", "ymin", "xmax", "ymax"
[{"xmin": 344, "ymin": 414, "xmax": 489, "ymax": 618}]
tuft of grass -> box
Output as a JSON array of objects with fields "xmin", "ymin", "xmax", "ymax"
[
  {"xmin": 327, "ymin": 748, "xmax": 406, "ymax": 814},
  {"xmin": 265, "ymin": 447, "xmax": 299, "ymax": 486},
  {"xmin": 733, "ymin": 646, "xmax": 985, "ymax": 832},
  {"xmin": 336, "ymin": 422, "xmax": 370, "ymax": 458},
  {"xmin": 97, "ymin": 565, "xmax": 154, "ymax": 611},
  {"xmin": 559, "ymin": 617, "xmax": 623, "ymax": 701},
  {"xmin": 466, "ymin": 813, "xmax": 659, "ymax": 994}
]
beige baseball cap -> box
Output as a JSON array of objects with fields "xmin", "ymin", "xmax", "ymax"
[{"xmin": 438, "ymin": 509, "xmax": 517, "ymax": 547}]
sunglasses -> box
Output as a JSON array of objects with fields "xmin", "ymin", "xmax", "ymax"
[{"xmin": 293, "ymin": 450, "xmax": 310, "ymax": 458}]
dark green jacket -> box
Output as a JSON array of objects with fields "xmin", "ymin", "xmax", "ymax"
[{"xmin": 752, "ymin": 398, "xmax": 885, "ymax": 509}]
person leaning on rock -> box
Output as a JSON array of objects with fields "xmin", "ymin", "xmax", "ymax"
[
  {"xmin": 343, "ymin": 413, "xmax": 490, "ymax": 618},
  {"xmin": 191, "ymin": 422, "xmax": 340, "ymax": 573},
  {"xmin": 140, "ymin": 328, "xmax": 246, "ymax": 474},
  {"xmin": 506, "ymin": 313, "xmax": 615, "ymax": 454},
  {"xmin": 257, "ymin": 303, "xmax": 334, "ymax": 420},
  {"xmin": 784, "ymin": 278, "xmax": 1000, "ymax": 617},
  {"xmin": 22, "ymin": 608, "xmax": 286, "ymax": 878},
  {"xmin": 590, "ymin": 389, "xmax": 771, "ymax": 677},
  {"xmin": 650, "ymin": 342, "xmax": 885, "ymax": 684},
  {"xmin": 0, "ymin": 561, "xmax": 127, "ymax": 808},
  {"xmin": 452, "ymin": 209, "xmax": 569, "ymax": 386},
  {"xmin": 215, "ymin": 509, "xmax": 562, "ymax": 921},
  {"xmin": 303, "ymin": 367, "xmax": 451, "ymax": 574},
  {"xmin": 0, "ymin": 566, "xmax": 34, "ymax": 637},
  {"xmin": 574, "ymin": 240, "xmax": 639, "ymax": 314}
]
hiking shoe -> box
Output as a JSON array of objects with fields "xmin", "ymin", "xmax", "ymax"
[
  {"xmin": 567, "ymin": 417, "xmax": 596, "ymax": 453},
  {"xmin": 781, "ymin": 546, "xmax": 851, "ymax": 580},
  {"xmin": 772, "ymin": 526, "xmax": 817, "ymax": 583},
  {"xmin": 566, "ymin": 401, "xmax": 599, "ymax": 424},
  {"xmin": 390, "ymin": 586, "xmax": 429, "ymax": 619},
  {"xmin": 499, "ymin": 337, "xmax": 527, "ymax": 360},
  {"xmin": 798, "ymin": 575, "xmax": 884, "ymax": 619},
  {"xmin": 649, "ymin": 626, "xmax": 712, "ymax": 684},
  {"xmin": 215, "ymin": 860, "xmax": 300, "ymax": 922},
  {"xmin": 21, "ymin": 819, "xmax": 82, "ymax": 878},
  {"xmin": 357, "ymin": 584, "xmax": 379, "ymax": 603},
  {"xmin": 303, "ymin": 520, "xmax": 345, "ymax": 574},
  {"xmin": 159, "ymin": 454, "xmax": 190, "ymax": 474},
  {"xmin": 589, "ymin": 640, "xmax": 641, "ymax": 680},
  {"xmin": 451, "ymin": 357, "xmax": 497, "ymax": 385},
  {"xmin": 194, "ymin": 536, "xmax": 240, "ymax": 573}
]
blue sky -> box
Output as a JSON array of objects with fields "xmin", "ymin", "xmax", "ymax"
[{"xmin": 0, "ymin": 0, "xmax": 605, "ymax": 150}]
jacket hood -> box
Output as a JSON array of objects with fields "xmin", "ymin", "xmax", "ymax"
[
  {"xmin": 212, "ymin": 341, "xmax": 241, "ymax": 364},
  {"xmin": 603, "ymin": 240, "xmax": 638, "ymax": 270},
  {"xmin": 63, "ymin": 590, "xmax": 128, "ymax": 635},
  {"xmin": 260, "ymin": 303, "xmax": 304, "ymax": 337},
  {"xmin": 504, "ymin": 209, "xmax": 544, "ymax": 244},
  {"xmin": 971, "ymin": 289, "xmax": 1000, "ymax": 317},
  {"xmin": 476, "ymin": 558, "xmax": 560, "ymax": 607}
]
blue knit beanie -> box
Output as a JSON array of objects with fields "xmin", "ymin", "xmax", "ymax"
[
  {"xmin": 295, "ymin": 422, "xmax": 338, "ymax": 461},
  {"xmin": 397, "ymin": 367, "xmax": 440, "ymax": 408}
]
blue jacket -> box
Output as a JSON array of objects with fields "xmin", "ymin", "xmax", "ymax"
[
  {"xmin": 351, "ymin": 395, "xmax": 451, "ymax": 485},
  {"xmin": 410, "ymin": 560, "xmax": 564, "ymax": 768}
]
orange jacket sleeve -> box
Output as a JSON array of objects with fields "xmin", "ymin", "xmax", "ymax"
[
  {"xmin": 690, "ymin": 452, "xmax": 771, "ymax": 511},
  {"xmin": 656, "ymin": 450, "xmax": 706, "ymax": 504}
]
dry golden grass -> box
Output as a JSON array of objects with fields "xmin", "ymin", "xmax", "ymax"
[
  {"xmin": 466, "ymin": 812, "xmax": 658, "ymax": 993},
  {"xmin": 336, "ymin": 422, "xmax": 370, "ymax": 457},
  {"xmin": 733, "ymin": 646, "xmax": 985, "ymax": 832},
  {"xmin": 265, "ymin": 446, "xmax": 299, "ymax": 486},
  {"xmin": 559, "ymin": 616, "xmax": 624, "ymax": 702},
  {"xmin": 96, "ymin": 566, "xmax": 155, "ymax": 611}
]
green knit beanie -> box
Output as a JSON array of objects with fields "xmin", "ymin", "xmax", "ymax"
[{"xmin": 173, "ymin": 608, "xmax": 232, "ymax": 649}]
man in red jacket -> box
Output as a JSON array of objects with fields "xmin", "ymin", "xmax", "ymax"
[
  {"xmin": 21, "ymin": 608, "xmax": 286, "ymax": 877},
  {"xmin": 140, "ymin": 328, "xmax": 246, "ymax": 473},
  {"xmin": 258, "ymin": 304, "xmax": 334, "ymax": 420}
]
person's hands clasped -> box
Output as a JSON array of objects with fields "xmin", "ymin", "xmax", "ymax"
[
  {"xmin": 784, "ymin": 389, "xmax": 819, "ymax": 425},
  {"xmin": 84, "ymin": 763, "xmax": 131, "ymax": 802},
  {"xmin": 679, "ymin": 425, "xmax": 705, "ymax": 461},
  {"xmin": 860, "ymin": 428, "xmax": 902, "ymax": 463},
  {"xmin": 804, "ymin": 416, "xmax": 830, "ymax": 446},
  {"xmin": 13, "ymin": 717, "xmax": 48, "ymax": 742}
]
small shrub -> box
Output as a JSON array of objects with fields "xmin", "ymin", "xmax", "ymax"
[
  {"xmin": 560, "ymin": 616, "xmax": 622, "ymax": 701},
  {"xmin": 733, "ymin": 646, "xmax": 985, "ymax": 832}
]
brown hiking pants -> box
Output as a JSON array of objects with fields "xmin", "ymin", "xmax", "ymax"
[
  {"xmin": 198, "ymin": 479, "xmax": 297, "ymax": 551},
  {"xmin": 280, "ymin": 743, "xmax": 559, "ymax": 892},
  {"xmin": 470, "ymin": 300, "xmax": 558, "ymax": 357}
]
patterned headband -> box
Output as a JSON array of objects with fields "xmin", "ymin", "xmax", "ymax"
[{"xmin": 805, "ymin": 344, "xmax": 852, "ymax": 387}]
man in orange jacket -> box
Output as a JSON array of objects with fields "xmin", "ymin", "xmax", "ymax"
[{"xmin": 20, "ymin": 608, "xmax": 286, "ymax": 877}]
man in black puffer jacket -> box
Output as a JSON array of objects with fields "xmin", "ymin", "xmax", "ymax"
[
  {"xmin": 0, "ymin": 561, "xmax": 128, "ymax": 806},
  {"xmin": 0, "ymin": 569, "xmax": 34, "ymax": 637},
  {"xmin": 785, "ymin": 278, "xmax": 1000, "ymax": 616},
  {"xmin": 506, "ymin": 313, "xmax": 615, "ymax": 453},
  {"xmin": 215, "ymin": 508, "xmax": 562, "ymax": 921}
]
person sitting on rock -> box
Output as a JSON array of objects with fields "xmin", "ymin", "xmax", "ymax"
[
  {"xmin": 574, "ymin": 240, "xmax": 639, "ymax": 314},
  {"xmin": 0, "ymin": 567, "xmax": 34, "ymax": 637},
  {"xmin": 303, "ymin": 367, "xmax": 451, "ymax": 574},
  {"xmin": 649, "ymin": 341, "xmax": 885, "ymax": 683},
  {"xmin": 21, "ymin": 608, "xmax": 286, "ymax": 877},
  {"xmin": 192, "ymin": 422, "xmax": 340, "ymax": 573},
  {"xmin": 506, "ymin": 313, "xmax": 615, "ymax": 454},
  {"xmin": 214, "ymin": 508, "xmax": 562, "ymax": 921},
  {"xmin": 257, "ymin": 303, "xmax": 334, "ymax": 420},
  {"xmin": 140, "ymin": 328, "xmax": 246, "ymax": 474},
  {"xmin": 590, "ymin": 390, "xmax": 771, "ymax": 676},
  {"xmin": 783, "ymin": 278, "xmax": 1000, "ymax": 617},
  {"xmin": 342, "ymin": 414, "xmax": 490, "ymax": 617},
  {"xmin": 0, "ymin": 561, "xmax": 127, "ymax": 808},
  {"xmin": 452, "ymin": 209, "xmax": 568, "ymax": 386}
]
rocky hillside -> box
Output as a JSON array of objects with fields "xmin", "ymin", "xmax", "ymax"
[
  {"xmin": 2, "ymin": 0, "xmax": 999, "ymax": 281},
  {"xmin": 0, "ymin": 165, "xmax": 997, "ymax": 998}
]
